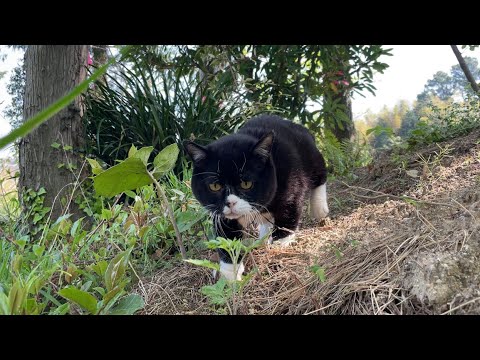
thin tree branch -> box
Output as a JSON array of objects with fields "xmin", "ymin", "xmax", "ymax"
[{"xmin": 450, "ymin": 45, "xmax": 480, "ymax": 96}]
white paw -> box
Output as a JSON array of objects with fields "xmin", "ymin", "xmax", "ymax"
[
  {"xmin": 219, "ymin": 261, "xmax": 245, "ymax": 281},
  {"xmin": 274, "ymin": 234, "xmax": 297, "ymax": 247},
  {"xmin": 310, "ymin": 184, "xmax": 329, "ymax": 220}
]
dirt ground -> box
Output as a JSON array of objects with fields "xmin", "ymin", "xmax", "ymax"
[{"xmin": 135, "ymin": 128, "xmax": 480, "ymax": 315}]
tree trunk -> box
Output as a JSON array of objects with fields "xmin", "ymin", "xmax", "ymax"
[
  {"xmin": 325, "ymin": 92, "xmax": 355, "ymax": 142},
  {"xmin": 451, "ymin": 45, "xmax": 480, "ymax": 96},
  {"xmin": 19, "ymin": 45, "xmax": 89, "ymax": 222}
]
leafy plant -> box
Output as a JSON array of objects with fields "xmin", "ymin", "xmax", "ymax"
[{"xmin": 185, "ymin": 234, "xmax": 266, "ymax": 315}]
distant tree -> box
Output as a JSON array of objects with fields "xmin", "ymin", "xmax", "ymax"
[
  {"xmin": 449, "ymin": 52, "xmax": 480, "ymax": 98},
  {"xmin": 424, "ymin": 71, "xmax": 455, "ymax": 100},
  {"xmin": 3, "ymin": 46, "xmax": 27, "ymax": 130}
]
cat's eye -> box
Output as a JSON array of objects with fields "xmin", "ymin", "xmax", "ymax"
[
  {"xmin": 209, "ymin": 183, "xmax": 222, "ymax": 192},
  {"xmin": 240, "ymin": 180, "xmax": 253, "ymax": 190}
]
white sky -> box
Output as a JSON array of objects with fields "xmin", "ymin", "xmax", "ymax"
[{"xmin": 1, "ymin": 45, "xmax": 480, "ymax": 158}]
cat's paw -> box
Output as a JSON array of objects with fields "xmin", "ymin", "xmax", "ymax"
[
  {"xmin": 219, "ymin": 261, "xmax": 245, "ymax": 281},
  {"xmin": 274, "ymin": 234, "xmax": 297, "ymax": 247}
]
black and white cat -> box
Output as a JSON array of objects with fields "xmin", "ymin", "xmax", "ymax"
[{"xmin": 184, "ymin": 115, "xmax": 329, "ymax": 281}]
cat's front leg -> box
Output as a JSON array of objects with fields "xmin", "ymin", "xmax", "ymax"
[
  {"xmin": 271, "ymin": 201, "xmax": 302, "ymax": 247},
  {"xmin": 215, "ymin": 218, "xmax": 245, "ymax": 281}
]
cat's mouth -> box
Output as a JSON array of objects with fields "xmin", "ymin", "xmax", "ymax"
[{"xmin": 224, "ymin": 213, "xmax": 243, "ymax": 220}]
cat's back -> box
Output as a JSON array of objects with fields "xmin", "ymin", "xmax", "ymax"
[{"xmin": 238, "ymin": 114, "xmax": 315, "ymax": 148}]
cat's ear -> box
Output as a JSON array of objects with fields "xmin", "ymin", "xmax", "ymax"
[
  {"xmin": 252, "ymin": 131, "xmax": 275, "ymax": 161},
  {"xmin": 183, "ymin": 141, "xmax": 208, "ymax": 164}
]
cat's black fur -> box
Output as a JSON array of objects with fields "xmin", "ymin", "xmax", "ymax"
[{"xmin": 184, "ymin": 115, "xmax": 327, "ymax": 266}]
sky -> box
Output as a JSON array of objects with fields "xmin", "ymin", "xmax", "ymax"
[{"xmin": 1, "ymin": 45, "xmax": 480, "ymax": 158}]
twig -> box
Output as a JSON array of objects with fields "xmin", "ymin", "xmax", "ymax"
[
  {"xmin": 442, "ymin": 296, "xmax": 480, "ymax": 315},
  {"xmin": 148, "ymin": 171, "xmax": 186, "ymax": 259},
  {"xmin": 340, "ymin": 181, "xmax": 455, "ymax": 208}
]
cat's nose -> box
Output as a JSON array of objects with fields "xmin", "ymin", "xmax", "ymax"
[{"xmin": 225, "ymin": 199, "xmax": 237, "ymax": 208}]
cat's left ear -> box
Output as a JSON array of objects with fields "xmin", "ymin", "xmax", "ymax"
[
  {"xmin": 253, "ymin": 131, "xmax": 275, "ymax": 161},
  {"xmin": 183, "ymin": 141, "xmax": 208, "ymax": 164}
]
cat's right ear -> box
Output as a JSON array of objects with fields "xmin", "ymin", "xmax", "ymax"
[{"xmin": 183, "ymin": 141, "xmax": 208, "ymax": 164}]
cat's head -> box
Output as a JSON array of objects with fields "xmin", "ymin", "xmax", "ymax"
[{"xmin": 184, "ymin": 131, "xmax": 277, "ymax": 220}]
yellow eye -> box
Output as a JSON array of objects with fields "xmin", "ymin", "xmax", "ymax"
[
  {"xmin": 240, "ymin": 181, "xmax": 253, "ymax": 190},
  {"xmin": 209, "ymin": 183, "xmax": 222, "ymax": 192}
]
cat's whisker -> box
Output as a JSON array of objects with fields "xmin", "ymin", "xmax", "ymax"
[{"xmin": 192, "ymin": 171, "xmax": 218, "ymax": 177}]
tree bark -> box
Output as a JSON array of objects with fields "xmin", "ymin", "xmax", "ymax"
[
  {"xmin": 325, "ymin": 92, "xmax": 355, "ymax": 142},
  {"xmin": 451, "ymin": 45, "xmax": 480, "ymax": 96},
  {"xmin": 19, "ymin": 45, "xmax": 89, "ymax": 222}
]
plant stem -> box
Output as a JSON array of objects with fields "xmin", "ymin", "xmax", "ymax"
[{"xmin": 147, "ymin": 171, "xmax": 186, "ymax": 259}]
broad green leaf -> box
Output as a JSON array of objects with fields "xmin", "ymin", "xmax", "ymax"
[
  {"xmin": 104, "ymin": 248, "xmax": 132, "ymax": 292},
  {"xmin": 87, "ymin": 158, "xmax": 103, "ymax": 175},
  {"xmin": 93, "ymin": 157, "xmax": 152, "ymax": 198},
  {"xmin": 108, "ymin": 294, "xmax": 144, "ymax": 315},
  {"xmin": 51, "ymin": 142, "xmax": 61, "ymax": 149},
  {"xmin": 58, "ymin": 286, "xmax": 98, "ymax": 314},
  {"xmin": 184, "ymin": 259, "xmax": 220, "ymax": 271},
  {"xmin": 132, "ymin": 146, "xmax": 153, "ymax": 166},
  {"xmin": 153, "ymin": 143, "xmax": 179, "ymax": 178},
  {"xmin": 176, "ymin": 210, "xmax": 203, "ymax": 233}
]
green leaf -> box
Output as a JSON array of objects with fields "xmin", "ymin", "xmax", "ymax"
[
  {"xmin": 49, "ymin": 303, "xmax": 70, "ymax": 315},
  {"xmin": 8, "ymin": 281, "xmax": 26, "ymax": 315},
  {"xmin": 153, "ymin": 143, "xmax": 179, "ymax": 178},
  {"xmin": 108, "ymin": 294, "xmax": 144, "ymax": 315},
  {"xmin": 102, "ymin": 284, "xmax": 125, "ymax": 307},
  {"xmin": 128, "ymin": 144, "xmax": 138, "ymax": 158},
  {"xmin": 310, "ymin": 265, "xmax": 326, "ymax": 282},
  {"xmin": 184, "ymin": 259, "xmax": 220, "ymax": 271},
  {"xmin": 70, "ymin": 217, "xmax": 84, "ymax": 237},
  {"xmin": 101, "ymin": 208, "xmax": 112, "ymax": 221},
  {"xmin": 91, "ymin": 260, "xmax": 109, "ymax": 277},
  {"xmin": 51, "ymin": 142, "xmax": 61, "ymax": 149},
  {"xmin": 200, "ymin": 278, "xmax": 231, "ymax": 306},
  {"xmin": 176, "ymin": 210, "xmax": 203, "ymax": 233},
  {"xmin": 124, "ymin": 190, "xmax": 137, "ymax": 198},
  {"xmin": 0, "ymin": 46, "xmax": 133, "ymax": 151},
  {"xmin": 58, "ymin": 286, "xmax": 98, "ymax": 314},
  {"xmin": 87, "ymin": 158, "xmax": 103, "ymax": 175},
  {"xmin": 63, "ymin": 145, "xmax": 73, "ymax": 151},
  {"xmin": 93, "ymin": 157, "xmax": 152, "ymax": 198},
  {"xmin": 132, "ymin": 146, "xmax": 153, "ymax": 166},
  {"xmin": 32, "ymin": 244, "xmax": 45, "ymax": 257},
  {"xmin": 0, "ymin": 291, "xmax": 10, "ymax": 315},
  {"xmin": 104, "ymin": 248, "xmax": 132, "ymax": 292}
]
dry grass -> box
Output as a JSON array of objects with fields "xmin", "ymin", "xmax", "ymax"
[{"xmin": 135, "ymin": 130, "xmax": 480, "ymax": 315}]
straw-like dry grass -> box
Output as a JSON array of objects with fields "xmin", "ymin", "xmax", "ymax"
[{"xmin": 135, "ymin": 129, "xmax": 480, "ymax": 315}]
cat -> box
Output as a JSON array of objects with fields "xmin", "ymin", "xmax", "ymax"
[{"xmin": 184, "ymin": 114, "xmax": 329, "ymax": 281}]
